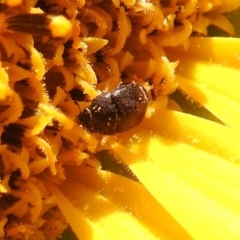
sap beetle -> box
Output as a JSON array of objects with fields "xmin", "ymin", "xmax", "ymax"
[{"xmin": 79, "ymin": 82, "xmax": 149, "ymax": 135}]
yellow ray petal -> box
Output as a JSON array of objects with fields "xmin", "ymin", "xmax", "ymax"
[
  {"xmin": 175, "ymin": 60, "xmax": 240, "ymax": 101},
  {"xmin": 46, "ymin": 182, "xmax": 93, "ymax": 240},
  {"xmin": 47, "ymin": 180, "xmax": 165, "ymax": 240},
  {"xmin": 112, "ymin": 138, "xmax": 240, "ymax": 240},
  {"xmin": 110, "ymin": 110, "xmax": 240, "ymax": 239},
  {"xmin": 176, "ymin": 74, "xmax": 240, "ymax": 128},
  {"xmin": 166, "ymin": 37, "xmax": 240, "ymax": 69},
  {"xmin": 65, "ymin": 166, "xmax": 193, "ymax": 240},
  {"xmin": 165, "ymin": 37, "xmax": 240, "ymax": 128},
  {"xmin": 118, "ymin": 110, "xmax": 240, "ymax": 163}
]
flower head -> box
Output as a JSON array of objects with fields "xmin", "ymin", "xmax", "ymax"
[{"xmin": 0, "ymin": 0, "xmax": 240, "ymax": 239}]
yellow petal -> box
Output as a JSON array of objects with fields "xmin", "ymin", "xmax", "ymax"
[
  {"xmin": 65, "ymin": 166, "xmax": 193, "ymax": 240},
  {"xmin": 166, "ymin": 39, "xmax": 240, "ymax": 128},
  {"xmin": 47, "ymin": 180, "xmax": 166, "ymax": 240},
  {"xmin": 111, "ymin": 110, "xmax": 240, "ymax": 239},
  {"xmin": 46, "ymin": 182, "xmax": 93, "ymax": 240},
  {"xmin": 166, "ymin": 37, "xmax": 240, "ymax": 69},
  {"xmin": 176, "ymin": 74, "xmax": 240, "ymax": 128}
]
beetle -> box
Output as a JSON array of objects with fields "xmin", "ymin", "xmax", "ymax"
[{"xmin": 78, "ymin": 82, "xmax": 149, "ymax": 135}]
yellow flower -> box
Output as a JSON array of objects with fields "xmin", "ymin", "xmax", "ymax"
[{"xmin": 0, "ymin": 0, "xmax": 240, "ymax": 240}]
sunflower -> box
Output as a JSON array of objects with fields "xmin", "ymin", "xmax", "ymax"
[{"xmin": 0, "ymin": 0, "xmax": 240, "ymax": 239}]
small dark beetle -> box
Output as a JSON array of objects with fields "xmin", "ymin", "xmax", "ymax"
[{"xmin": 79, "ymin": 82, "xmax": 148, "ymax": 135}]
